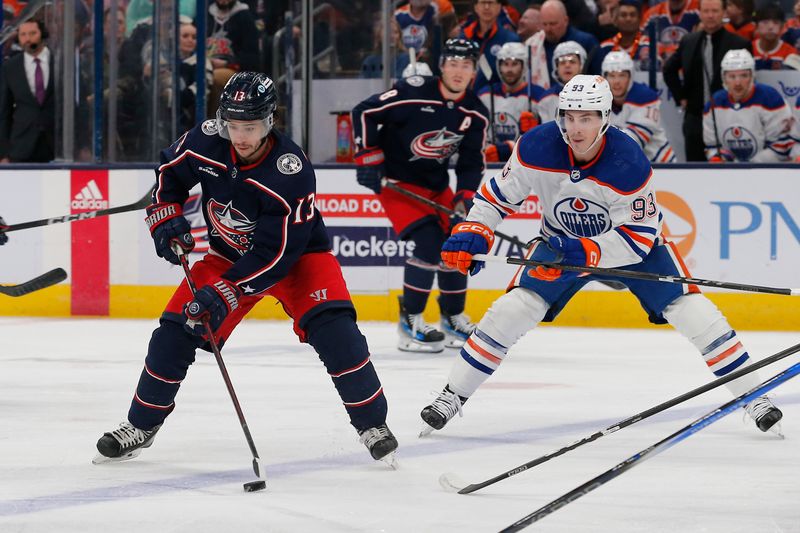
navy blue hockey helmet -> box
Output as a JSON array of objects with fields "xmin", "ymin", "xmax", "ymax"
[
  {"xmin": 441, "ymin": 38, "xmax": 480, "ymax": 65},
  {"xmin": 216, "ymin": 71, "xmax": 277, "ymax": 139}
]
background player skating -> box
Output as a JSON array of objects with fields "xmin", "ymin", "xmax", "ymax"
[
  {"xmin": 351, "ymin": 38, "xmax": 490, "ymax": 353},
  {"xmin": 94, "ymin": 72, "xmax": 398, "ymax": 466},
  {"xmin": 421, "ymin": 74, "xmax": 783, "ymax": 436}
]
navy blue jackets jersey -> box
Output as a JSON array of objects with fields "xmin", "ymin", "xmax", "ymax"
[
  {"xmin": 154, "ymin": 121, "xmax": 330, "ymax": 295},
  {"xmin": 351, "ymin": 76, "xmax": 490, "ymax": 193}
]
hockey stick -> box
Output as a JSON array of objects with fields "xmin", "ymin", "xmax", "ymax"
[
  {"xmin": 0, "ymin": 268, "xmax": 67, "ymax": 297},
  {"xmin": 173, "ymin": 244, "xmax": 266, "ymax": 492},
  {"xmin": 440, "ymin": 340, "xmax": 800, "ymax": 495},
  {"xmin": 473, "ymin": 254, "xmax": 800, "ymax": 296},
  {"xmin": 498, "ymin": 359, "xmax": 800, "ymax": 531},
  {"xmin": 478, "ymin": 54, "xmax": 497, "ymax": 144},
  {"xmin": 5, "ymin": 186, "xmax": 154, "ymax": 233}
]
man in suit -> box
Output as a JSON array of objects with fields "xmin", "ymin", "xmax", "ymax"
[
  {"xmin": 0, "ymin": 19, "xmax": 55, "ymax": 163},
  {"xmin": 663, "ymin": 0, "xmax": 751, "ymax": 161}
]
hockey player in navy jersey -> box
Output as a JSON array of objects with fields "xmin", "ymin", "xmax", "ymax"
[
  {"xmin": 420, "ymin": 74, "xmax": 783, "ymax": 437},
  {"xmin": 602, "ymin": 51, "xmax": 676, "ymax": 163},
  {"xmin": 703, "ymin": 49, "xmax": 794, "ymax": 162},
  {"xmin": 0, "ymin": 215, "xmax": 7, "ymax": 245},
  {"xmin": 94, "ymin": 72, "xmax": 398, "ymax": 466},
  {"xmin": 478, "ymin": 42, "xmax": 546, "ymax": 163},
  {"xmin": 351, "ymin": 38, "xmax": 490, "ymax": 353}
]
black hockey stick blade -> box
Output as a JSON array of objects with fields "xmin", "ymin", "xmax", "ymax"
[
  {"xmin": 6, "ymin": 186, "xmax": 154, "ymax": 233},
  {"xmin": 499, "ymin": 359, "xmax": 800, "ymax": 531},
  {"xmin": 0, "ymin": 268, "xmax": 67, "ymax": 297},
  {"xmin": 446, "ymin": 340, "xmax": 800, "ymax": 495}
]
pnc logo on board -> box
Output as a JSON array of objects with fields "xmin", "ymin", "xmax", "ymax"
[{"xmin": 657, "ymin": 191, "xmax": 695, "ymax": 257}]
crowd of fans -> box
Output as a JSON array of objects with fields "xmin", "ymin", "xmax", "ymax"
[{"xmin": 1, "ymin": 0, "xmax": 800, "ymax": 163}]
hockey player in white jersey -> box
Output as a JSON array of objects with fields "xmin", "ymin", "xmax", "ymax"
[
  {"xmin": 478, "ymin": 42, "xmax": 547, "ymax": 163},
  {"xmin": 421, "ymin": 74, "xmax": 783, "ymax": 437},
  {"xmin": 536, "ymin": 41, "xmax": 587, "ymax": 124},
  {"xmin": 602, "ymin": 51, "xmax": 676, "ymax": 163},
  {"xmin": 704, "ymin": 49, "xmax": 794, "ymax": 162}
]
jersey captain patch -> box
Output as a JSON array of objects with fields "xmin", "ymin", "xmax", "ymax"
[
  {"xmin": 409, "ymin": 127, "xmax": 464, "ymax": 162},
  {"xmin": 553, "ymin": 197, "xmax": 611, "ymax": 238},
  {"xmin": 277, "ymin": 153, "xmax": 303, "ymax": 174}
]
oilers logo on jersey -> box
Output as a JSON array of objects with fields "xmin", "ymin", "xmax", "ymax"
[
  {"xmin": 660, "ymin": 27, "xmax": 688, "ymax": 49},
  {"xmin": 554, "ymin": 197, "xmax": 611, "ymax": 238},
  {"xmin": 409, "ymin": 128, "xmax": 464, "ymax": 162},
  {"xmin": 494, "ymin": 112, "xmax": 518, "ymax": 139},
  {"xmin": 402, "ymin": 24, "xmax": 428, "ymax": 52},
  {"xmin": 207, "ymin": 199, "xmax": 257, "ymax": 254},
  {"xmin": 722, "ymin": 126, "xmax": 758, "ymax": 161}
]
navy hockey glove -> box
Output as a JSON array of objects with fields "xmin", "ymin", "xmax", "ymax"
[
  {"xmin": 452, "ymin": 189, "xmax": 475, "ymax": 218},
  {"xmin": 528, "ymin": 236, "xmax": 600, "ymax": 282},
  {"xmin": 183, "ymin": 278, "xmax": 242, "ymax": 336},
  {"xmin": 441, "ymin": 221, "xmax": 495, "ymax": 276},
  {"xmin": 0, "ymin": 216, "xmax": 8, "ymax": 245},
  {"xmin": 145, "ymin": 203, "xmax": 194, "ymax": 265},
  {"xmin": 354, "ymin": 148, "xmax": 385, "ymax": 194}
]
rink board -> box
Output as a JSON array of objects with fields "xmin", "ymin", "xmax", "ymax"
[{"xmin": 0, "ymin": 166, "xmax": 797, "ymax": 329}]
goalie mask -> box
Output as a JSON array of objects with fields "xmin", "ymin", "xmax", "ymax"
[{"xmin": 216, "ymin": 72, "xmax": 278, "ymax": 141}]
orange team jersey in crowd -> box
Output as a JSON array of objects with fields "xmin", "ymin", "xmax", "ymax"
[
  {"xmin": 641, "ymin": 0, "xmax": 700, "ymax": 58},
  {"xmin": 752, "ymin": 39, "xmax": 800, "ymax": 69},
  {"xmin": 725, "ymin": 21, "xmax": 757, "ymax": 41}
]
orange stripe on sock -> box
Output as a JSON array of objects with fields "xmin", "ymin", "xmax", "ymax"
[
  {"xmin": 467, "ymin": 337, "xmax": 502, "ymax": 364},
  {"xmin": 706, "ymin": 342, "xmax": 743, "ymax": 367}
]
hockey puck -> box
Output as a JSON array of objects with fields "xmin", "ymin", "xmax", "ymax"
[{"xmin": 243, "ymin": 480, "xmax": 266, "ymax": 492}]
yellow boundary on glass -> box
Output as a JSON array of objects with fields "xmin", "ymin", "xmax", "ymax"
[{"xmin": 1, "ymin": 285, "xmax": 798, "ymax": 331}]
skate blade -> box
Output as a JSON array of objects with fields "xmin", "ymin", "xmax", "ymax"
[
  {"xmin": 379, "ymin": 452, "xmax": 399, "ymax": 470},
  {"xmin": 768, "ymin": 422, "xmax": 785, "ymax": 439},
  {"xmin": 92, "ymin": 448, "xmax": 143, "ymax": 465},
  {"xmin": 442, "ymin": 331, "xmax": 468, "ymax": 349},
  {"xmin": 397, "ymin": 339, "xmax": 445, "ymax": 353},
  {"xmin": 419, "ymin": 422, "xmax": 436, "ymax": 438}
]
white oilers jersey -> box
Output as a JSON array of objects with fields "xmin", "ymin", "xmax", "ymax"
[
  {"xmin": 703, "ymin": 83, "xmax": 794, "ymax": 162},
  {"xmin": 790, "ymin": 95, "xmax": 800, "ymax": 160},
  {"xmin": 535, "ymin": 84, "xmax": 561, "ymax": 124},
  {"xmin": 477, "ymin": 82, "xmax": 548, "ymax": 144},
  {"xmin": 469, "ymin": 122, "xmax": 662, "ymax": 268},
  {"xmin": 609, "ymin": 82, "xmax": 675, "ymax": 163}
]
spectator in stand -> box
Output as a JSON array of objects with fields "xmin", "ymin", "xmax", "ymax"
[
  {"xmin": 361, "ymin": 17, "xmax": 411, "ymax": 78},
  {"xmin": 460, "ymin": 0, "xmax": 520, "ymax": 91},
  {"xmin": 537, "ymin": 40, "xmax": 587, "ymax": 121},
  {"xmin": 753, "ymin": 4, "xmax": 800, "ymax": 69},
  {"xmin": 588, "ymin": 0, "xmax": 652, "ymax": 74},
  {"xmin": 704, "ymin": 49, "xmax": 794, "ymax": 162},
  {"xmin": 458, "ymin": 0, "xmax": 521, "ymax": 35},
  {"xmin": 725, "ymin": 0, "xmax": 756, "ymax": 41},
  {"xmin": 663, "ymin": 0, "xmax": 751, "ymax": 161},
  {"xmin": 517, "ymin": 5, "xmax": 543, "ymax": 41},
  {"xmin": 642, "ymin": 0, "xmax": 700, "ymax": 62},
  {"xmin": 395, "ymin": 0, "xmax": 452, "ymax": 67},
  {"xmin": 540, "ymin": 0, "xmax": 598, "ymax": 81},
  {"xmin": 206, "ymin": 0, "xmax": 260, "ymax": 115},
  {"xmin": 125, "ymin": 0, "xmax": 196, "ymax": 37},
  {"xmin": 178, "ymin": 18, "xmax": 214, "ymax": 131},
  {"xmin": 781, "ymin": 0, "xmax": 800, "ymax": 49},
  {"xmin": 596, "ymin": 0, "xmax": 622, "ymax": 41},
  {"xmin": 0, "ymin": 20, "xmax": 54, "ymax": 163}
]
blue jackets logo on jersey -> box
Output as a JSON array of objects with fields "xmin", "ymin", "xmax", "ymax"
[
  {"xmin": 554, "ymin": 197, "xmax": 611, "ymax": 238},
  {"xmin": 409, "ymin": 128, "xmax": 464, "ymax": 162},
  {"xmin": 722, "ymin": 126, "xmax": 757, "ymax": 161},
  {"xmin": 207, "ymin": 199, "xmax": 257, "ymax": 254}
]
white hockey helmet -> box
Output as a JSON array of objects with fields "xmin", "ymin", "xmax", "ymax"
[
  {"xmin": 495, "ymin": 42, "xmax": 528, "ymax": 70},
  {"xmin": 557, "ymin": 75, "xmax": 613, "ymax": 153},
  {"xmin": 402, "ymin": 61, "xmax": 433, "ymax": 78},
  {"xmin": 721, "ymin": 49, "xmax": 755, "ymax": 75},
  {"xmin": 601, "ymin": 50, "xmax": 634, "ymax": 75},
  {"xmin": 552, "ymin": 40, "xmax": 587, "ymax": 73}
]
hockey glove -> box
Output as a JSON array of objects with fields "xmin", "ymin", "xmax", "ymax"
[
  {"xmin": 145, "ymin": 203, "xmax": 194, "ymax": 265},
  {"xmin": 528, "ymin": 236, "xmax": 600, "ymax": 282},
  {"xmin": 452, "ymin": 189, "xmax": 475, "ymax": 218},
  {"xmin": 519, "ymin": 111, "xmax": 540, "ymax": 133},
  {"xmin": 708, "ymin": 149, "xmax": 734, "ymax": 163},
  {"xmin": 0, "ymin": 216, "xmax": 8, "ymax": 245},
  {"xmin": 354, "ymin": 148, "xmax": 385, "ymax": 194},
  {"xmin": 441, "ymin": 221, "xmax": 495, "ymax": 276},
  {"xmin": 183, "ymin": 278, "xmax": 242, "ymax": 336},
  {"xmin": 484, "ymin": 141, "xmax": 514, "ymax": 163}
]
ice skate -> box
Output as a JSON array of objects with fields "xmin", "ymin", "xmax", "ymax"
[
  {"xmin": 397, "ymin": 296, "xmax": 445, "ymax": 353},
  {"xmin": 359, "ymin": 424, "xmax": 399, "ymax": 468},
  {"xmin": 440, "ymin": 310, "xmax": 476, "ymax": 349},
  {"xmin": 93, "ymin": 420, "xmax": 162, "ymax": 464},
  {"xmin": 745, "ymin": 396, "xmax": 784, "ymax": 437},
  {"xmin": 419, "ymin": 386, "xmax": 465, "ymax": 437}
]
